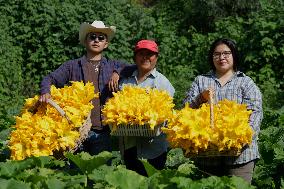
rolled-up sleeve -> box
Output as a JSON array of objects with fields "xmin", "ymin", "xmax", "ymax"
[{"xmin": 40, "ymin": 62, "xmax": 71, "ymax": 95}]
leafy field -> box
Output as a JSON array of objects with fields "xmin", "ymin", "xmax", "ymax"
[
  {"xmin": 0, "ymin": 149, "xmax": 257, "ymax": 189},
  {"xmin": 0, "ymin": 0, "xmax": 283, "ymax": 188}
]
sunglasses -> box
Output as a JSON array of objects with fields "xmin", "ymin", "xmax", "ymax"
[{"xmin": 88, "ymin": 33, "xmax": 106, "ymax": 42}]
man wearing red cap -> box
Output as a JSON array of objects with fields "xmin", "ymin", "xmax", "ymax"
[
  {"xmin": 119, "ymin": 39, "xmax": 175, "ymax": 176},
  {"xmin": 135, "ymin": 39, "xmax": 159, "ymax": 53}
]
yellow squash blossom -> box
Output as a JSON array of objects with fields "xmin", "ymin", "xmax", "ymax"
[
  {"xmin": 102, "ymin": 85, "xmax": 174, "ymax": 131},
  {"xmin": 9, "ymin": 81, "xmax": 98, "ymax": 160},
  {"xmin": 163, "ymin": 100, "xmax": 253, "ymax": 155}
]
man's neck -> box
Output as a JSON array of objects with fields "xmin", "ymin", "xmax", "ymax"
[{"xmin": 86, "ymin": 53, "xmax": 102, "ymax": 61}]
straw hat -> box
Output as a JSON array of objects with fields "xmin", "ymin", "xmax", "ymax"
[{"xmin": 79, "ymin": 20, "xmax": 116, "ymax": 45}]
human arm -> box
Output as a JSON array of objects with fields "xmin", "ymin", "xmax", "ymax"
[
  {"xmin": 108, "ymin": 61, "xmax": 136, "ymax": 92},
  {"xmin": 162, "ymin": 81, "xmax": 175, "ymax": 97},
  {"xmin": 108, "ymin": 71, "xmax": 120, "ymax": 92},
  {"xmin": 183, "ymin": 76, "xmax": 209, "ymax": 108},
  {"xmin": 242, "ymin": 79, "xmax": 263, "ymax": 138},
  {"xmin": 168, "ymin": 84, "xmax": 175, "ymax": 97},
  {"xmin": 107, "ymin": 60, "xmax": 126, "ymax": 92},
  {"xmin": 112, "ymin": 60, "xmax": 131, "ymax": 75},
  {"xmin": 40, "ymin": 61, "xmax": 71, "ymax": 101},
  {"xmin": 153, "ymin": 72, "xmax": 175, "ymax": 97}
]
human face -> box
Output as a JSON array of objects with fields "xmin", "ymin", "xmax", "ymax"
[
  {"xmin": 85, "ymin": 32, "xmax": 108, "ymax": 54},
  {"xmin": 135, "ymin": 49, "xmax": 158, "ymax": 73},
  {"xmin": 212, "ymin": 44, "xmax": 234, "ymax": 75}
]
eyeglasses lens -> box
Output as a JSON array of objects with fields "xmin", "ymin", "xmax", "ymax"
[
  {"xmin": 213, "ymin": 51, "xmax": 231, "ymax": 59},
  {"xmin": 89, "ymin": 34, "xmax": 106, "ymax": 41}
]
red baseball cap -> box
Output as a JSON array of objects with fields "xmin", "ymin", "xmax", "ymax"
[{"xmin": 134, "ymin": 40, "xmax": 159, "ymax": 53}]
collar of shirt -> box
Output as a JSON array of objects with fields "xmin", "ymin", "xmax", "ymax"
[
  {"xmin": 131, "ymin": 68, "xmax": 157, "ymax": 78},
  {"xmin": 202, "ymin": 70, "xmax": 245, "ymax": 86},
  {"xmin": 204, "ymin": 70, "xmax": 245, "ymax": 84},
  {"xmin": 204, "ymin": 70, "xmax": 244, "ymax": 77},
  {"xmin": 132, "ymin": 68, "xmax": 157, "ymax": 85}
]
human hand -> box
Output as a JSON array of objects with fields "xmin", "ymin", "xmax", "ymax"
[
  {"xmin": 108, "ymin": 71, "xmax": 120, "ymax": 92},
  {"xmin": 201, "ymin": 88, "xmax": 215, "ymax": 102},
  {"xmin": 39, "ymin": 93, "xmax": 51, "ymax": 103}
]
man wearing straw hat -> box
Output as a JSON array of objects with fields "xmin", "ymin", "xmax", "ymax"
[{"xmin": 40, "ymin": 20, "xmax": 130, "ymax": 155}]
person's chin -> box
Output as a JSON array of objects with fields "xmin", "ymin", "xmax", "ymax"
[
  {"xmin": 139, "ymin": 66, "xmax": 151, "ymax": 72},
  {"xmin": 90, "ymin": 49, "xmax": 103, "ymax": 53},
  {"xmin": 217, "ymin": 64, "xmax": 228, "ymax": 69}
]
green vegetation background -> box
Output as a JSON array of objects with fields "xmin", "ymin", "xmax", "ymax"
[{"xmin": 0, "ymin": 0, "xmax": 283, "ymax": 188}]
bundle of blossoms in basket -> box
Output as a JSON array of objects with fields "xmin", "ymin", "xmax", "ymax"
[
  {"xmin": 9, "ymin": 81, "xmax": 98, "ymax": 160},
  {"xmin": 102, "ymin": 85, "xmax": 174, "ymax": 136},
  {"xmin": 162, "ymin": 99, "xmax": 253, "ymax": 156}
]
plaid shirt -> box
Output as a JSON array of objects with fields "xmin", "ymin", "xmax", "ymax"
[
  {"xmin": 183, "ymin": 71, "xmax": 263, "ymax": 165},
  {"xmin": 41, "ymin": 55, "xmax": 128, "ymax": 106}
]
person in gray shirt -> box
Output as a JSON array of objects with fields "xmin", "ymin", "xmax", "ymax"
[{"xmin": 119, "ymin": 39, "xmax": 175, "ymax": 176}]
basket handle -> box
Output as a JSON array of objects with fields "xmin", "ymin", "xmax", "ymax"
[
  {"xmin": 30, "ymin": 99, "xmax": 72, "ymax": 124},
  {"xmin": 209, "ymin": 89, "xmax": 214, "ymax": 128},
  {"xmin": 47, "ymin": 99, "xmax": 73, "ymax": 124}
]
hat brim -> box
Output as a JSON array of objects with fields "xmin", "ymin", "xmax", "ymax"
[
  {"xmin": 135, "ymin": 48, "xmax": 159, "ymax": 53},
  {"xmin": 79, "ymin": 23, "xmax": 116, "ymax": 45}
]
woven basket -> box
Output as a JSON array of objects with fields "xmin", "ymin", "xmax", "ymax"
[
  {"xmin": 30, "ymin": 99, "xmax": 92, "ymax": 154},
  {"xmin": 187, "ymin": 145, "xmax": 241, "ymax": 157},
  {"xmin": 109, "ymin": 122, "xmax": 165, "ymax": 137},
  {"xmin": 189, "ymin": 90, "xmax": 241, "ymax": 157}
]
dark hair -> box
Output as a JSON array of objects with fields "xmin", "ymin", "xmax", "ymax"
[{"xmin": 208, "ymin": 38, "xmax": 239, "ymax": 71}]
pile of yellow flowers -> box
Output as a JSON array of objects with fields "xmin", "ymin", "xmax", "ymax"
[
  {"xmin": 9, "ymin": 81, "xmax": 98, "ymax": 160},
  {"xmin": 102, "ymin": 85, "xmax": 174, "ymax": 130},
  {"xmin": 163, "ymin": 99, "xmax": 253, "ymax": 155}
]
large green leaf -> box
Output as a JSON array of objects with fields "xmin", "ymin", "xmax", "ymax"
[
  {"xmin": 170, "ymin": 176, "xmax": 194, "ymax": 189},
  {"xmin": 88, "ymin": 164, "xmax": 115, "ymax": 182},
  {"xmin": 274, "ymin": 147, "xmax": 284, "ymax": 162},
  {"xmin": 30, "ymin": 156, "xmax": 65, "ymax": 168},
  {"xmin": 45, "ymin": 178, "xmax": 66, "ymax": 189},
  {"xmin": 0, "ymin": 178, "xmax": 31, "ymax": 189},
  {"xmin": 65, "ymin": 151, "xmax": 113, "ymax": 174},
  {"xmin": 230, "ymin": 176, "xmax": 256, "ymax": 189},
  {"xmin": 141, "ymin": 159, "xmax": 159, "ymax": 177},
  {"xmin": 148, "ymin": 169, "xmax": 178, "ymax": 188},
  {"xmin": 165, "ymin": 148, "xmax": 190, "ymax": 168},
  {"xmin": 59, "ymin": 174, "xmax": 87, "ymax": 188},
  {"xmin": 177, "ymin": 162, "xmax": 197, "ymax": 176},
  {"xmin": 0, "ymin": 159, "xmax": 34, "ymax": 177},
  {"xmin": 16, "ymin": 168, "xmax": 47, "ymax": 183},
  {"xmin": 105, "ymin": 167, "xmax": 148, "ymax": 189},
  {"xmin": 0, "ymin": 156, "xmax": 65, "ymax": 178}
]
